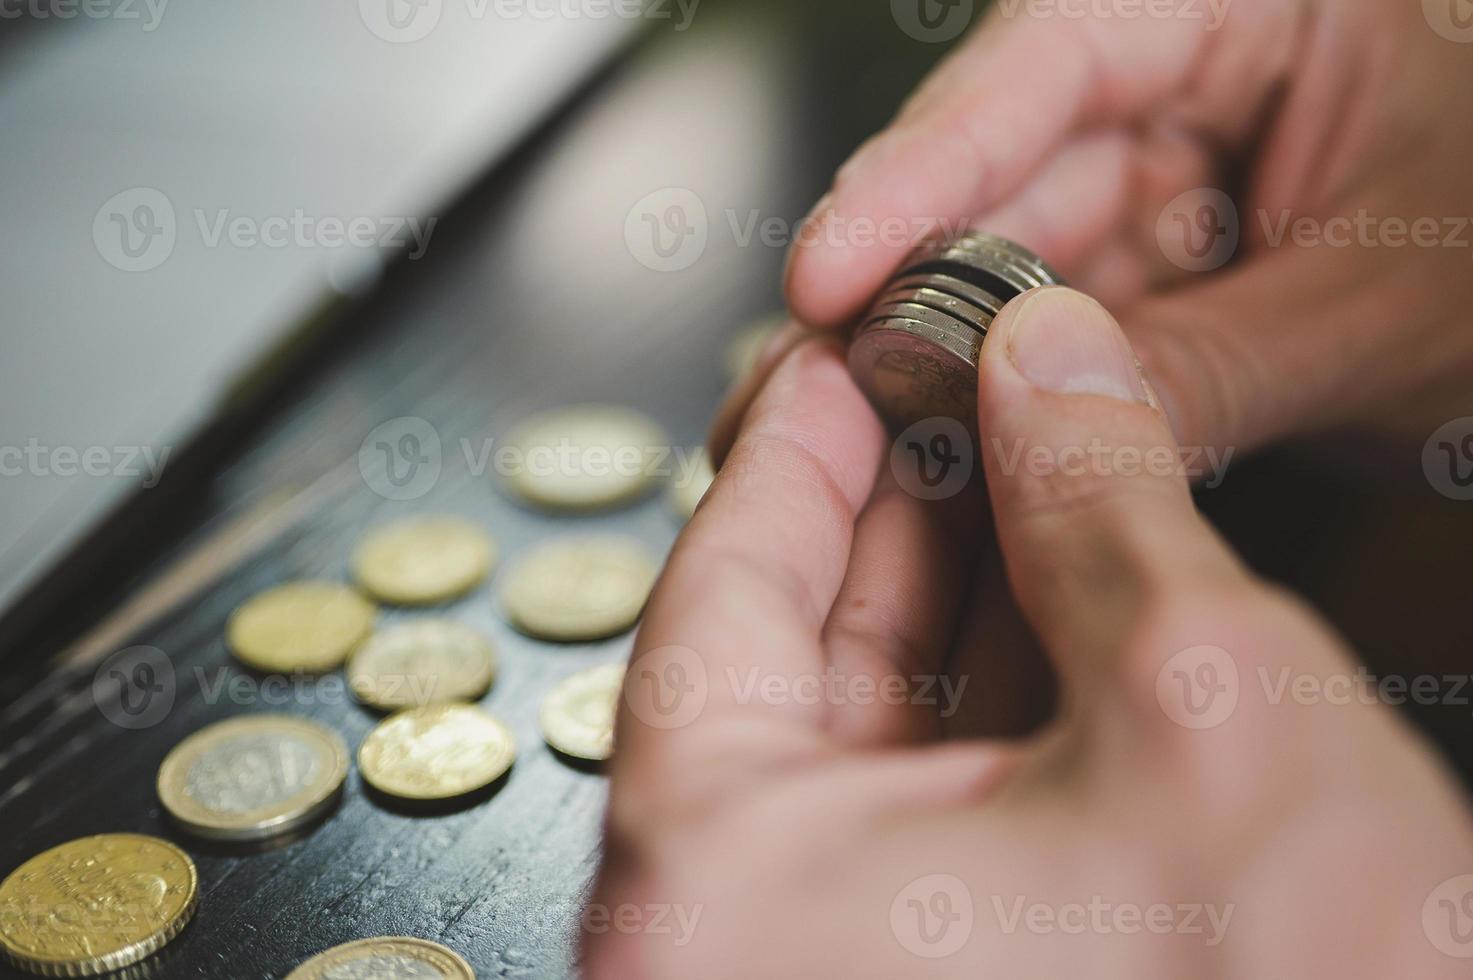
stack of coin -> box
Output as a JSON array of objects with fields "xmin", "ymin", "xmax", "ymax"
[{"xmin": 847, "ymin": 232, "xmax": 1065, "ymax": 438}]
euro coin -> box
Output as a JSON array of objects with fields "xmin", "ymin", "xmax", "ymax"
[
  {"xmin": 358, "ymin": 704, "xmax": 515, "ymax": 800},
  {"xmin": 348, "ymin": 620, "xmax": 498, "ymax": 710},
  {"xmin": 0, "ymin": 834, "xmax": 197, "ymax": 977},
  {"xmin": 500, "ymin": 405, "xmax": 668, "ymax": 512},
  {"xmin": 502, "ymin": 537, "xmax": 658, "ymax": 642},
  {"xmin": 157, "ymin": 715, "xmax": 349, "ymax": 842},
  {"xmin": 668, "ymin": 449, "xmax": 714, "ymax": 522},
  {"xmin": 540, "ymin": 663, "xmax": 625, "ymax": 762},
  {"xmin": 724, "ymin": 313, "xmax": 785, "ymax": 382},
  {"xmin": 351, "ymin": 516, "xmax": 495, "ymax": 606},
  {"xmin": 285, "ymin": 937, "xmax": 474, "ymax": 980},
  {"xmin": 227, "ymin": 581, "xmax": 376, "ymax": 674}
]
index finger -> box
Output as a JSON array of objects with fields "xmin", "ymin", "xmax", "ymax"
[{"xmin": 614, "ymin": 339, "xmax": 886, "ymax": 797}]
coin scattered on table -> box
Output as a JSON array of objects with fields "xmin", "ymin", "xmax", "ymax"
[
  {"xmin": 540, "ymin": 663, "xmax": 625, "ymax": 762},
  {"xmin": 285, "ymin": 937, "xmax": 475, "ymax": 980},
  {"xmin": 348, "ymin": 620, "xmax": 498, "ymax": 710},
  {"xmin": 502, "ymin": 537, "xmax": 659, "ymax": 642},
  {"xmin": 358, "ymin": 704, "xmax": 516, "ymax": 801},
  {"xmin": 500, "ymin": 405, "xmax": 668, "ymax": 512},
  {"xmin": 668, "ymin": 448, "xmax": 714, "ymax": 522},
  {"xmin": 0, "ymin": 833, "xmax": 197, "ymax": 977},
  {"xmin": 724, "ymin": 313, "xmax": 785, "ymax": 382},
  {"xmin": 351, "ymin": 515, "xmax": 495, "ymax": 606},
  {"xmin": 227, "ymin": 581, "xmax": 376, "ymax": 674},
  {"xmin": 157, "ymin": 714, "xmax": 349, "ymax": 842}
]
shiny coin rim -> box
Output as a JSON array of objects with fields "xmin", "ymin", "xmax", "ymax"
[
  {"xmin": 347, "ymin": 619, "xmax": 499, "ymax": 711},
  {"xmin": 226, "ymin": 581, "xmax": 377, "ymax": 675},
  {"xmin": 283, "ymin": 936, "xmax": 475, "ymax": 980},
  {"xmin": 0, "ymin": 833, "xmax": 198, "ymax": 978},
  {"xmin": 501, "ymin": 536, "xmax": 659, "ymax": 643},
  {"xmin": 350, "ymin": 516, "xmax": 496, "ymax": 606},
  {"xmin": 358, "ymin": 704, "xmax": 517, "ymax": 801},
  {"xmin": 539, "ymin": 663, "xmax": 626, "ymax": 762},
  {"xmin": 157, "ymin": 715, "xmax": 350, "ymax": 842}
]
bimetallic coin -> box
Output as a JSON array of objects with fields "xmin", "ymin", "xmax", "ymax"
[
  {"xmin": 723, "ymin": 313, "xmax": 786, "ymax": 382},
  {"xmin": 227, "ymin": 581, "xmax": 376, "ymax": 674},
  {"xmin": 502, "ymin": 537, "xmax": 659, "ymax": 642},
  {"xmin": 157, "ymin": 715, "xmax": 349, "ymax": 842},
  {"xmin": 285, "ymin": 937, "xmax": 475, "ymax": 980},
  {"xmin": 358, "ymin": 704, "xmax": 515, "ymax": 800},
  {"xmin": 351, "ymin": 516, "xmax": 495, "ymax": 606},
  {"xmin": 849, "ymin": 317, "xmax": 981, "ymax": 437},
  {"xmin": 348, "ymin": 620, "xmax": 498, "ymax": 710},
  {"xmin": 540, "ymin": 663, "xmax": 625, "ymax": 762},
  {"xmin": 667, "ymin": 449, "xmax": 714, "ymax": 522},
  {"xmin": 500, "ymin": 405, "xmax": 669, "ymax": 513},
  {"xmin": 0, "ymin": 834, "xmax": 197, "ymax": 977}
]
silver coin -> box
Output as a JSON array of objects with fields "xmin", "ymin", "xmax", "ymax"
[
  {"xmin": 869, "ymin": 291, "xmax": 997, "ymax": 334},
  {"xmin": 849, "ymin": 317, "xmax": 981, "ymax": 435},
  {"xmin": 883, "ymin": 273, "xmax": 1009, "ymax": 317},
  {"xmin": 865, "ymin": 302, "xmax": 988, "ymax": 344}
]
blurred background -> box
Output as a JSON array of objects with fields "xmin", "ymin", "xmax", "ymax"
[{"xmin": 0, "ymin": 1, "xmax": 1470, "ymax": 976}]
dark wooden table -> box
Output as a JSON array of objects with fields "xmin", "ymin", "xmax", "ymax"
[{"xmin": 2, "ymin": 3, "xmax": 1470, "ymax": 978}]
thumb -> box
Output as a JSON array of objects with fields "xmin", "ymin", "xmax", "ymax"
[{"xmin": 976, "ymin": 287, "xmax": 1251, "ymax": 694}]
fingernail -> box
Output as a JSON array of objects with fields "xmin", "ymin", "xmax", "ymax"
[{"xmin": 1005, "ymin": 288, "xmax": 1150, "ymax": 404}]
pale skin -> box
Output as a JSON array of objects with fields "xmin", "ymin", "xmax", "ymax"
[{"xmin": 586, "ymin": 2, "xmax": 1473, "ymax": 976}]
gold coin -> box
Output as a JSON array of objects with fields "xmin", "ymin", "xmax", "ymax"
[
  {"xmin": 285, "ymin": 937, "xmax": 475, "ymax": 980},
  {"xmin": 348, "ymin": 620, "xmax": 498, "ymax": 710},
  {"xmin": 502, "ymin": 537, "xmax": 658, "ymax": 642},
  {"xmin": 0, "ymin": 834, "xmax": 197, "ymax": 977},
  {"xmin": 539, "ymin": 663, "xmax": 625, "ymax": 762},
  {"xmin": 724, "ymin": 313, "xmax": 785, "ymax": 382},
  {"xmin": 227, "ymin": 581, "xmax": 376, "ymax": 674},
  {"xmin": 500, "ymin": 405, "xmax": 668, "ymax": 512},
  {"xmin": 157, "ymin": 715, "xmax": 349, "ymax": 842},
  {"xmin": 351, "ymin": 516, "xmax": 495, "ymax": 606},
  {"xmin": 668, "ymin": 448, "xmax": 715, "ymax": 522},
  {"xmin": 358, "ymin": 704, "xmax": 515, "ymax": 800}
]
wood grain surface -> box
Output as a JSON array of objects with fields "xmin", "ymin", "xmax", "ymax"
[{"xmin": 2, "ymin": 3, "xmax": 1470, "ymax": 978}]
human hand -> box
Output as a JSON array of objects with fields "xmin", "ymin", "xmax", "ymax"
[
  {"xmin": 743, "ymin": 0, "xmax": 1473, "ymax": 460},
  {"xmin": 585, "ymin": 287, "xmax": 1473, "ymax": 978}
]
